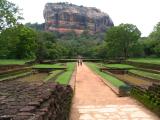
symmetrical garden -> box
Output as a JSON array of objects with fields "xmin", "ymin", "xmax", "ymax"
[{"xmin": 0, "ymin": 58, "xmax": 159, "ymax": 119}]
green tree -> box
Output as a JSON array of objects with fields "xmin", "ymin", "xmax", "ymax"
[
  {"xmin": 105, "ymin": 24, "xmax": 141, "ymax": 59},
  {"xmin": 148, "ymin": 22, "xmax": 160, "ymax": 56},
  {"xmin": 0, "ymin": 25, "xmax": 37, "ymax": 59},
  {"xmin": 16, "ymin": 25, "xmax": 37, "ymax": 59},
  {"xmin": 0, "ymin": 0, "xmax": 22, "ymax": 31},
  {"xmin": 36, "ymin": 31, "xmax": 56, "ymax": 61}
]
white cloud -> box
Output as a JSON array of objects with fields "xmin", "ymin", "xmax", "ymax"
[{"xmin": 9, "ymin": 0, "xmax": 160, "ymax": 36}]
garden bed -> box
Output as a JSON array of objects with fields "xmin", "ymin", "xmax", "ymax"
[
  {"xmin": 101, "ymin": 67, "xmax": 156, "ymax": 88},
  {"xmin": 0, "ymin": 67, "xmax": 34, "ymax": 82},
  {"xmin": 0, "ymin": 67, "xmax": 32, "ymax": 75},
  {"xmin": 127, "ymin": 58, "xmax": 160, "ymax": 65},
  {"xmin": 100, "ymin": 67, "xmax": 128, "ymax": 74},
  {"xmin": 0, "ymin": 64, "xmax": 29, "ymax": 72},
  {"xmin": 103, "ymin": 63, "xmax": 135, "ymax": 69},
  {"xmin": 125, "ymin": 60, "xmax": 160, "ymax": 70},
  {"xmin": 128, "ymin": 69, "xmax": 160, "ymax": 82}
]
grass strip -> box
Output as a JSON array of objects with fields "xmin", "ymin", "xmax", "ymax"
[
  {"xmin": 44, "ymin": 70, "xmax": 63, "ymax": 82},
  {"xmin": 127, "ymin": 58, "xmax": 160, "ymax": 65},
  {"xmin": 87, "ymin": 62, "xmax": 128, "ymax": 88},
  {"xmin": 129, "ymin": 69, "xmax": 160, "ymax": 80},
  {"xmin": 103, "ymin": 63, "xmax": 135, "ymax": 69},
  {"xmin": 55, "ymin": 62, "xmax": 75, "ymax": 85}
]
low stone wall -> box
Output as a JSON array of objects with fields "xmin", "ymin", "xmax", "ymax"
[
  {"xmin": 0, "ymin": 67, "xmax": 32, "ymax": 75},
  {"xmin": 0, "ymin": 83, "xmax": 73, "ymax": 120},
  {"xmin": 100, "ymin": 68, "xmax": 128, "ymax": 74},
  {"xmin": 131, "ymin": 84, "xmax": 160, "ymax": 117},
  {"xmin": 34, "ymin": 68, "xmax": 67, "ymax": 73},
  {"xmin": 0, "ymin": 65, "xmax": 28, "ymax": 72}
]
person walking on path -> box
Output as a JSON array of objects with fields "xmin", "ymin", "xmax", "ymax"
[
  {"xmin": 80, "ymin": 59, "xmax": 83, "ymax": 66},
  {"xmin": 77, "ymin": 59, "xmax": 83, "ymax": 66},
  {"xmin": 77, "ymin": 59, "xmax": 80, "ymax": 66}
]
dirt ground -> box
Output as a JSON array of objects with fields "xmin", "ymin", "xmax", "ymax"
[{"xmin": 70, "ymin": 63, "xmax": 159, "ymax": 120}]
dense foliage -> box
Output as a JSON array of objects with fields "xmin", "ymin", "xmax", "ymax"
[
  {"xmin": 0, "ymin": 25, "xmax": 37, "ymax": 59},
  {"xmin": 140, "ymin": 22, "xmax": 160, "ymax": 57},
  {"xmin": 0, "ymin": 0, "xmax": 22, "ymax": 31},
  {"xmin": 105, "ymin": 24, "xmax": 141, "ymax": 59}
]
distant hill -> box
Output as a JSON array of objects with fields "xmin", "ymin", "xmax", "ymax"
[{"xmin": 43, "ymin": 2, "xmax": 114, "ymax": 34}]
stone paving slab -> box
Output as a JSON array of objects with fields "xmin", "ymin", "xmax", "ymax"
[
  {"xmin": 70, "ymin": 63, "xmax": 159, "ymax": 120},
  {"xmin": 78, "ymin": 105, "xmax": 156, "ymax": 120}
]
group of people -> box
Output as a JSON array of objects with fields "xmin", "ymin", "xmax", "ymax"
[{"xmin": 77, "ymin": 59, "xmax": 83, "ymax": 66}]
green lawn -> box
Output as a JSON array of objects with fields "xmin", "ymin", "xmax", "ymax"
[
  {"xmin": 129, "ymin": 69, "xmax": 160, "ymax": 80},
  {"xmin": 56, "ymin": 62, "xmax": 75, "ymax": 84},
  {"xmin": 33, "ymin": 64, "xmax": 65, "ymax": 68},
  {"xmin": 0, "ymin": 59, "xmax": 32, "ymax": 65},
  {"xmin": 87, "ymin": 63, "xmax": 128, "ymax": 88},
  {"xmin": 127, "ymin": 58, "xmax": 160, "ymax": 65},
  {"xmin": 103, "ymin": 64, "xmax": 135, "ymax": 69}
]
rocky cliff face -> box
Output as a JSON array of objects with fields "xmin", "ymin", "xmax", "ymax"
[{"xmin": 44, "ymin": 2, "xmax": 114, "ymax": 34}]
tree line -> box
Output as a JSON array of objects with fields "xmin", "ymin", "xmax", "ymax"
[{"xmin": 0, "ymin": 0, "xmax": 159, "ymax": 61}]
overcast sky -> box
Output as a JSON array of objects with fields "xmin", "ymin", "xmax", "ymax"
[{"xmin": 9, "ymin": 0, "xmax": 160, "ymax": 36}]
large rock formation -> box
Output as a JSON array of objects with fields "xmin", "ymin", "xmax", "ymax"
[{"xmin": 43, "ymin": 2, "xmax": 114, "ymax": 34}]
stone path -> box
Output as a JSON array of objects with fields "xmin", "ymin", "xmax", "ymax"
[{"xmin": 70, "ymin": 63, "xmax": 159, "ymax": 120}]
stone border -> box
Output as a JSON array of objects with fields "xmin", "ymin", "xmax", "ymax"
[
  {"xmin": 95, "ymin": 72, "xmax": 124, "ymax": 97},
  {"xmin": 69, "ymin": 64, "xmax": 77, "ymax": 120},
  {"xmin": 69, "ymin": 63, "xmax": 77, "ymax": 92}
]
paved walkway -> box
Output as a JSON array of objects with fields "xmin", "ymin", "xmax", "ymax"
[{"xmin": 70, "ymin": 64, "xmax": 159, "ymax": 120}]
